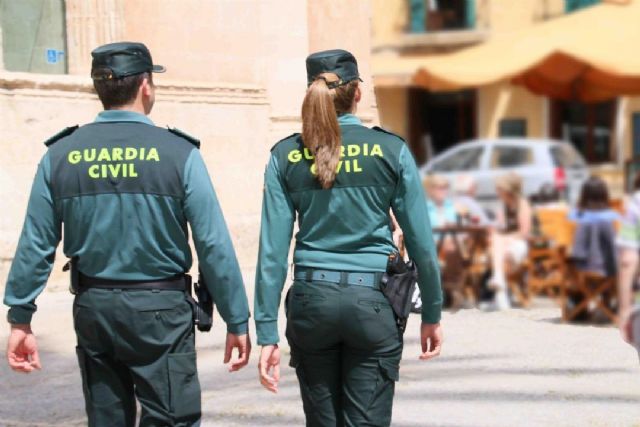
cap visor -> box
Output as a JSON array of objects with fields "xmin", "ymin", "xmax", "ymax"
[{"xmin": 152, "ymin": 64, "xmax": 166, "ymax": 73}]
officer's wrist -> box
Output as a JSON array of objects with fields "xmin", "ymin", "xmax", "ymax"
[
  {"xmin": 227, "ymin": 321, "xmax": 248, "ymax": 335},
  {"xmin": 9, "ymin": 323, "xmax": 32, "ymax": 332}
]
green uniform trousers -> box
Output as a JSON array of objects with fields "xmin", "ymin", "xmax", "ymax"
[
  {"xmin": 286, "ymin": 280, "xmax": 403, "ymax": 427},
  {"xmin": 73, "ymin": 288, "xmax": 201, "ymax": 427}
]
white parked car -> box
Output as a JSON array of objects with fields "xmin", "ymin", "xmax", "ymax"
[{"xmin": 419, "ymin": 138, "xmax": 590, "ymax": 208}]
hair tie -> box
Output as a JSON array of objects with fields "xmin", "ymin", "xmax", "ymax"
[{"xmin": 314, "ymin": 75, "xmax": 343, "ymax": 90}]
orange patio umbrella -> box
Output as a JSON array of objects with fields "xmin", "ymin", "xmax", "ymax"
[{"xmin": 378, "ymin": 0, "xmax": 640, "ymax": 102}]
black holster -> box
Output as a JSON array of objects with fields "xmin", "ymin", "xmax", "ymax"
[
  {"xmin": 380, "ymin": 253, "xmax": 418, "ymax": 334},
  {"xmin": 186, "ymin": 271, "xmax": 214, "ymax": 332},
  {"xmin": 63, "ymin": 257, "xmax": 80, "ymax": 295}
]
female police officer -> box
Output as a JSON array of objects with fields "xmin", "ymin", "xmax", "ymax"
[{"xmin": 254, "ymin": 49, "xmax": 443, "ymax": 426}]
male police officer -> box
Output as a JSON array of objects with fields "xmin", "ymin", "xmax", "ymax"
[{"xmin": 4, "ymin": 42, "xmax": 251, "ymax": 426}]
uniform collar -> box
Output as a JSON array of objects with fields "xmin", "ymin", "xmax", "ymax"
[
  {"xmin": 338, "ymin": 113, "xmax": 362, "ymax": 126},
  {"xmin": 94, "ymin": 110, "xmax": 155, "ymax": 126}
]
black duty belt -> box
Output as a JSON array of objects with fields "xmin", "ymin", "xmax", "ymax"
[
  {"xmin": 78, "ymin": 272, "xmax": 189, "ymax": 291},
  {"xmin": 294, "ymin": 267, "xmax": 383, "ymax": 289}
]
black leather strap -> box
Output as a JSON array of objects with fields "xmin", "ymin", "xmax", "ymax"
[{"xmin": 79, "ymin": 272, "xmax": 189, "ymax": 291}]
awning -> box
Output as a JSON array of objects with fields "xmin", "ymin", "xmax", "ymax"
[{"xmin": 373, "ymin": 0, "xmax": 640, "ymax": 102}]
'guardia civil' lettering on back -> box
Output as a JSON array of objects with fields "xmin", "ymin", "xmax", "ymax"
[
  {"xmin": 67, "ymin": 146, "xmax": 160, "ymax": 178},
  {"xmin": 287, "ymin": 143, "xmax": 383, "ymax": 174}
]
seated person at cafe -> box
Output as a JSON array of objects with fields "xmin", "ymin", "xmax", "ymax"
[
  {"xmin": 566, "ymin": 176, "xmax": 619, "ymax": 320},
  {"xmin": 453, "ymin": 174, "xmax": 491, "ymax": 226},
  {"xmin": 569, "ymin": 176, "xmax": 620, "ymax": 224},
  {"xmin": 488, "ymin": 172, "xmax": 532, "ymax": 310},
  {"xmin": 424, "ymin": 175, "xmax": 465, "ymax": 305},
  {"xmin": 424, "ymin": 174, "xmax": 457, "ymax": 230}
]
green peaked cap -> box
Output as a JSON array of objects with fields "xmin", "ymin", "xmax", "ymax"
[
  {"xmin": 305, "ymin": 49, "xmax": 362, "ymax": 88},
  {"xmin": 91, "ymin": 41, "xmax": 166, "ymax": 80}
]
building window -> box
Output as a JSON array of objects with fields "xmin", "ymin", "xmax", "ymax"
[
  {"xmin": 550, "ymin": 99, "xmax": 616, "ymax": 164},
  {"xmin": 0, "ymin": 0, "xmax": 67, "ymax": 73},
  {"xmin": 409, "ymin": 0, "xmax": 476, "ymax": 33},
  {"xmin": 490, "ymin": 146, "xmax": 533, "ymax": 169},
  {"xmin": 499, "ymin": 118, "xmax": 527, "ymax": 137}
]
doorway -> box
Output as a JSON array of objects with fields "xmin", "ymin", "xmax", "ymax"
[{"xmin": 408, "ymin": 88, "xmax": 477, "ymax": 165}]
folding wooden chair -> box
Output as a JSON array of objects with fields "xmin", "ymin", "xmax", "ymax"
[
  {"xmin": 504, "ymin": 208, "xmax": 574, "ymax": 307},
  {"xmin": 561, "ymin": 218, "xmax": 618, "ymax": 323},
  {"xmin": 507, "ymin": 262, "xmax": 530, "ymax": 307},
  {"xmin": 562, "ymin": 268, "xmax": 618, "ymax": 323},
  {"xmin": 525, "ymin": 245, "xmax": 567, "ymax": 304}
]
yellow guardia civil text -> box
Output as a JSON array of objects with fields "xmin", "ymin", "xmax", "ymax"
[
  {"xmin": 287, "ymin": 144, "xmax": 383, "ymax": 175},
  {"xmin": 67, "ymin": 147, "xmax": 160, "ymax": 178}
]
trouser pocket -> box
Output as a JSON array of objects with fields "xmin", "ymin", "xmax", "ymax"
[
  {"xmin": 167, "ymin": 352, "xmax": 201, "ymax": 425},
  {"xmin": 366, "ymin": 359, "xmax": 400, "ymax": 426},
  {"xmin": 290, "ymin": 353, "xmax": 317, "ymax": 411}
]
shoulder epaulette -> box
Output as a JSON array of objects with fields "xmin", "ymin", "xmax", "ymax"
[
  {"xmin": 43, "ymin": 125, "xmax": 79, "ymax": 147},
  {"xmin": 372, "ymin": 126, "xmax": 405, "ymax": 141},
  {"xmin": 270, "ymin": 133, "xmax": 300, "ymax": 152},
  {"xmin": 168, "ymin": 127, "xmax": 201, "ymax": 149}
]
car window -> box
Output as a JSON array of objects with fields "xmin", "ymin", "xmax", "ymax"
[
  {"xmin": 550, "ymin": 145, "xmax": 586, "ymax": 168},
  {"xmin": 430, "ymin": 147, "xmax": 483, "ymax": 173},
  {"xmin": 490, "ymin": 146, "xmax": 533, "ymax": 168}
]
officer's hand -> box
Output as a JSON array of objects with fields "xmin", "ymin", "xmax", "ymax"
[
  {"xmin": 224, "ymin": 332, "xmax": 251, "ymax": 372},
  {"xmin": 6, "ymin": 324, "xmax": 41, "ymax": 373},
  {"xmin": 420, "ymin": 322, "xmax": 443, "ymax": 360},
  {"xmin": 258, "ymin": 344, "xmax": 280, "ymax": 393}
]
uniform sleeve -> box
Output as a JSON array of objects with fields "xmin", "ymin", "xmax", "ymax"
[
  {"xmin": 183, "ymin": 150, "xmax": 250, "ymax": 334},
  {"xmin": 4, "ymin": 153, "xmax": 61, "ymax": 324},
  {"xmin": 254, "ymin": 155, "xmax": 295, "ymax": 345},
  {"xmin": 391, "ymin": 145, "xmax": 442, "ymax": 324}
]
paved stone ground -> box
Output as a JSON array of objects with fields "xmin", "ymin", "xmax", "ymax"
[{"xmin": 2, "ymin": 281, "xmax": 640, "ymax": 427}]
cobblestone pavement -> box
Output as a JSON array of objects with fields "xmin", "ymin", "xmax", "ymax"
[{"xmin": 2, "ymin": 282, "xmax": 640, "ymax": 427}]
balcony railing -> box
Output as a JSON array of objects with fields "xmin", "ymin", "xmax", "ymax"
[{"xmin": 403, "ymin": 0, "xmax": 490, "ymax": 48}]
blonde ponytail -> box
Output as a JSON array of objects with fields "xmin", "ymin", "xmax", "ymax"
[
  {"xmin": 301, "ymin": 73, "xmax": 359, "ymax": 189},
  {"xmin": 301, "ymin": 73, "xmax": 341, "ymax": 189}
]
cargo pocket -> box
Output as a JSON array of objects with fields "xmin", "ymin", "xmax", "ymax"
[
  {"xmin": 366, "ymin": 359, "xmax": 400, "ymax": 424},
  {"xmin": 168, "ymin": 352, "xmax": 201, "ymax": 424},
  {"xmin": 75, "ymin": 346, "xmax": 92, "ymax": 402},
  {"xmin": 289, "ymin": 354, "xmax": 318, "ymax": 414}
]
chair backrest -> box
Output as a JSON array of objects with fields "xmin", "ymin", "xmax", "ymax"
[
  {"xmin": 536, "ymin": 208, "xmax": 575, "ymax": 249},
  {"xmin": 610, "ymin": 198, "xmax": 625, "ymax": 215}
]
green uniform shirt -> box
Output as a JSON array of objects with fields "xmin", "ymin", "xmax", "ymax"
[
  {"xmin": 254, "ymin": 114, "xmax": 442, "ymax": 345},
  {"xmin": 4, "ymin": 110, "xmax": 249, "ymax": 333}
]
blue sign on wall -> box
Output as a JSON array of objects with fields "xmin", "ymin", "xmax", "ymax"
[{"xmin": 46, "ymin": 49, "xmax": 64, "ymax": 64}]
